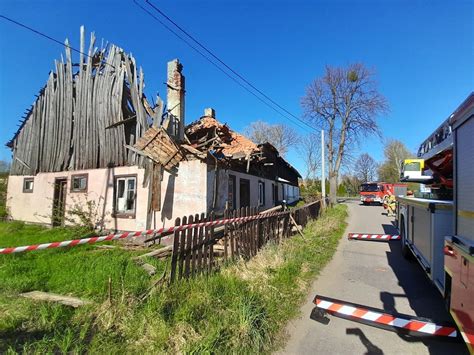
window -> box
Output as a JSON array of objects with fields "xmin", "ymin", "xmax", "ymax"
[
  {"xmin": 404, "ymin": 162, "xmax": 421, "ymax": 172},
  {"xmin": 114, "ymin": 175, "xmax": 137, "ymax": 217},
  {"xmin": 228, "ymin": 175, "xmax": 236, "ymax": 210},
  {"xmin": 23, "ymin": 178, "xmax": 34, "ymax": 193},
  {"xmin": 71, "ymin": 174, "xmax": 88, "ymax": 192},
  {"xmin": 258, "ymin": 181, "xmax": 265, "ymax": 206}
]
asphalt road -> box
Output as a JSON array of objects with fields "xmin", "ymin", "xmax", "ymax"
[{"xmin": 279, "ymin": 200, "xmax": 468, "ymax": 355}]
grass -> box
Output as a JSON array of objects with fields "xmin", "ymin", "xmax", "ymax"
[
  {"xmin": 0, "ymin": 204, "xmax": 348, "ymax": 353},
  {"xmin": 0, "ymin": 173, "xmax": 7, "ymax": 219}
]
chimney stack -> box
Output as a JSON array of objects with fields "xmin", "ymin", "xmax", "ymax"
[
  {"xmin": 204, "ymin": 108, "xmax": 215, "ymax": 118},
  {"xmin": 166, "ymin": 59, "xmax": 185, "ymax": 141}
]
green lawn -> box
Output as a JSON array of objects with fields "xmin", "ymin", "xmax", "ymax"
[{"xmin": 0, "ymin": 204, "xmax": 348, "ymax": 353}]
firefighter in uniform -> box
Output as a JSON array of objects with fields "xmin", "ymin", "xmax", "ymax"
[{"xmin": 383, "ymin": 193, "xmax": 397, "ymax": 217}]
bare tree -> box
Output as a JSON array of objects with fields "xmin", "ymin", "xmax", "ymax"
[
  {"xmin": 244, "ymin": 120, "xmax": 299, "ymax": 157},
  {"xmin": 354, "ymin": 153, "xmax": 378, "ymax": 182},
  {"xmin": 0, "ymin": 160, "xmax": 10, "ymax": 173},
  {"xmin": 301, "ymin": 63, "xmax": 389, "ymax": 204},
  {"xmin": 378, "ymin": 139, "xmax": 413, "ymax": 183},
  {"xmin": 296, "ymin": 133, "xmax": 320, "ymax": 182}
]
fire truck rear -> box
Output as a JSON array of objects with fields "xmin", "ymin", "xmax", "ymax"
[{"xmin": 360, "ymin": 182, "xmax": 407, "ymax": 205}]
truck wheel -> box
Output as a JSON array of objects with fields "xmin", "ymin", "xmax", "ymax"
[{"xmin": 400, "ymin": 220, "xmax": 411, "ymax": 260}]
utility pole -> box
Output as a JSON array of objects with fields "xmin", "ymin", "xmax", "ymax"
[{"xmin": 321, "ymin": 130, "xmax": 326, "ymax": 207}]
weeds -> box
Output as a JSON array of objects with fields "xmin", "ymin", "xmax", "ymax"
[{"xmin": 0, "ymin": 204, "xmax": 348, "ymax": 353}]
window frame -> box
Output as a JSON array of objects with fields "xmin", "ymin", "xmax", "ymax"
[
  {"xmin": 70, "ymin": 173, "xmax": 88, "ymax": 193},
  {"xmin": 23, "ymin": 177, "xmax": 34, "ymax": 193},
  {"xmin": 228, "ymin": 174, "xmax": 236, "ymax": 210},
  {"xmin": 113, "ymin": 174, "xmax": 137, "ymax": 218},
  {"xmin": 258, "ymin": 181, "xmax": 265, "ymax": 207}
]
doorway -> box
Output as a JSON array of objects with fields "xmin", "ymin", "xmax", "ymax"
[
  {"xmin": 52, "ymin": 178, "xmax": 67, "ymax": 227},
  {"xmin": 239, "ymin": 179, "xmax": 250, "ymax": 208}
]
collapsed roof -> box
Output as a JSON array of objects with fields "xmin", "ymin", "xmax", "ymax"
[{"xmin": 131, "ymin": 110, "xmax": 301, "ymax": 185}]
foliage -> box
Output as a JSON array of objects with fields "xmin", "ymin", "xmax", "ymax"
[
  {"xmin": 377, "ymin": 139, "xmax": 413, "ymax": 183},
  {"xmin": 337, "ymin": 183, "xmax": 347, "ymax": 196},
  {"xmin": 64, "ymin": 195, "xmax": 108, "ymax": 231},
  {"xmin": 244, "ymin": 120, "xmax": 299, "ymax": 157},
  {"xmin": 0, "ymin": 170, "xmax": 8, "ymax": 220},
  {"xmin": 354, "ymin": 153, "xmax": 378, "ymax": 182},
  {"xmin": 0, "ymin": 205, "xmax": 348, "ymax": 353},
  {"xmin": 301, "ymin": 63, "xmax": 388, "ymax": 204},
  {"xmin": 0, "ymin": 160, "xmax": 10, "ymax": 173},
  {"xmin": 299, "ymin": 179, "xmax": 329, "ymax": 202},
  {"xmin": 340, "ymin": 174, "xmax": 362, "ymax": 196}
]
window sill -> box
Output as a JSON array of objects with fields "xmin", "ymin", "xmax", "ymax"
[{"xmin": 112, "ymin": 213, "xmax": 136, "ymax": 219}]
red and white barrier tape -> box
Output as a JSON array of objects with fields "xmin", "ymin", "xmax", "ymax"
[
  {"xmin": 348, "ymin": 233, "xmax": 400, "ymax": 241},
  {"xmin": 0, "ymin": 210, "xmax": 289, "ymax": 254},
  {"xmin": 314, "ymin": 295, "xmax": 457, "ymax": 337}
]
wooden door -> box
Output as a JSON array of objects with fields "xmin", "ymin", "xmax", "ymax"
[
  {"xmin": 239, "ymin": 179, "xmax": 250, "ymax": 208},
  {"xmin": 52, "ymin": 178, "xmax": 67, "ymax": 227}
]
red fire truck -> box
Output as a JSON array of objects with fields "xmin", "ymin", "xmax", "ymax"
[
  {"xmin": 398, "ymin": 93, "xmax": 474, "ymax": 352},
  {"xmin": 359, "ymin": 182, "xmax": 407, "ymax": 205}
]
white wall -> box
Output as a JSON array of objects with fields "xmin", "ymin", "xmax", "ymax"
[
  {"xmin": 153, "ymin": 159, "xmax": 208, "ymax": 228},
  {"xmin": 207, "ymin": 169, "xmax": 294, "ymax": 212},
  {"xmin": 7, "ymin": 160, "xmax": 208, "ymax": 231}
]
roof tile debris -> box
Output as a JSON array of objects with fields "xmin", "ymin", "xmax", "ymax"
[{"xmin": 186, "ymin": 116, "xmax": 258, "ymax": 158}]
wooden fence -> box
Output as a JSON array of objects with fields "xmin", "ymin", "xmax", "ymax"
[{"xmin": 170, "ymin": 200, "xmax": 322, "ymax": 282}]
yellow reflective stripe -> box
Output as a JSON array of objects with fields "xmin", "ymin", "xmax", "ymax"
[{"xmin": 458, "ymin": 210, "xmax": 474, "ymax": 219}]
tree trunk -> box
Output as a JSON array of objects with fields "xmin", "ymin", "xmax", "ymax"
[{"xmin": 329, "ymin": 172, "xmax": 337, "ymax": 206}]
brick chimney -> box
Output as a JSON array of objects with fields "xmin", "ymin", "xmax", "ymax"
[
  {"xmin": 204, "ymin": 108, "xmax": 215, "ymax": 118},
  {"xmin": 166, "ymin": 59, "xmax": 185, "ymax": 141}
]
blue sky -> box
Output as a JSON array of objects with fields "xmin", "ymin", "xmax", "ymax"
[{"xmin": 0, "ymin": 0, "xmax": 473, "ymax": 175}]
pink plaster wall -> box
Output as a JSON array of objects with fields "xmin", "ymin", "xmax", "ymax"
[{"xmin": 6, "ymin": 160, "xmax": 208, "ymax": 231}]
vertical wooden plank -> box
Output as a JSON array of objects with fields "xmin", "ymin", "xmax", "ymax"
[
  {"xmin": 249, "ymin": 207, "xmax": 257, "ymax": 256},
  {"xmin": 229, "ymin": 210, "xmax": 235, "ymax": 259},
  {"xmin": 184, "ymin": 215, "xmax": 194, "ymax": 278},
  {"xmin": 170, "ymin": 217, "xmax": 181, "ymax": 283},
  {"xmin": 241, "ymin": 207, "xmax": 246, "ymax": 258},
  {"xmin": 236, "ymin": 209, "xmax": 241, "ymax": 258},
  {"xmin": 191, "ymin": 213, "xmax": 200, "ymax": 276},
  {"xmin": 208, "ymin": 211, "xmax": 215, "ymax": 273},
  {"xmin": 178, "ymin": 216, "xmax": 187, "ymax": 280},
  {"xmin": 197, "ymin": 213, "xmax": 205, "ymax": 274},
  {"xmin": 223, "ymin": 208, "xmax": 228, "ymax": 261},
  {"xmin": 204, "ymin": 213, "xmax": 211, "ymax": 273},
  {"xmin": 247, "ymin": 207, "xmax": 251, "ymax": 258},
  {"xmin": 256, "ymin": 207, "xmax": 261, "ymax": 253}
]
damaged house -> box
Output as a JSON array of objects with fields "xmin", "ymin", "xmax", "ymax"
[{"xmin": 6, "ymin": 28, "xmax": 301, "ymax": 231}]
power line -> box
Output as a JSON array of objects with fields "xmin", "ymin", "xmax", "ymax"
[
  {"xmin": 144, "ymin": 0, "xmax": 315, "ymax": 131},
  {"xmin": 1, "ymin": 11, "xmax": 314, "ymax": 131},
  {"xmin": 0, "ymin": 14, "xmax": 115, "ymax": 69},
  {"xmin": 137, "ymin": 0, "xmax": 316, "ymax": 132},
  {"xmin": 132, "ymin": 1, "xmax": 309, "ymax": 131}
]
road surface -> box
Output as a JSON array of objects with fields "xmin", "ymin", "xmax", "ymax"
[{"xmin": 279, "ymin": 200, "xmax": 467, "ymax": 355}]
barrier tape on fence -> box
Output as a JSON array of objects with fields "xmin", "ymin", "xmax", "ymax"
[
  {"xmin": 0, "ymin": 209, "xmax": 291, "ymax": 254},
  {"xmin": 348, "ymin": 233, "xmax": 400, "ymax": 241},
  {"xmin": 314, "ymin": 295, "xmax": 457, "ymax": 338}
]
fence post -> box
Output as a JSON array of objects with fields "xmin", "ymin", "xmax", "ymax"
[
  {"xmin": 223, "ymin": 208, "xmax": 228, "ymax": 261},
  {"xmin": 209, "ymin": 211, "xmax": 215, "ymax": 273},
  {"xmin": 170, "ymin": 217, "xmax": 181, "ymax": 283},
  {"xmin": 177, "ymin": 216, "xmax": 188, "ymax": 280}
]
